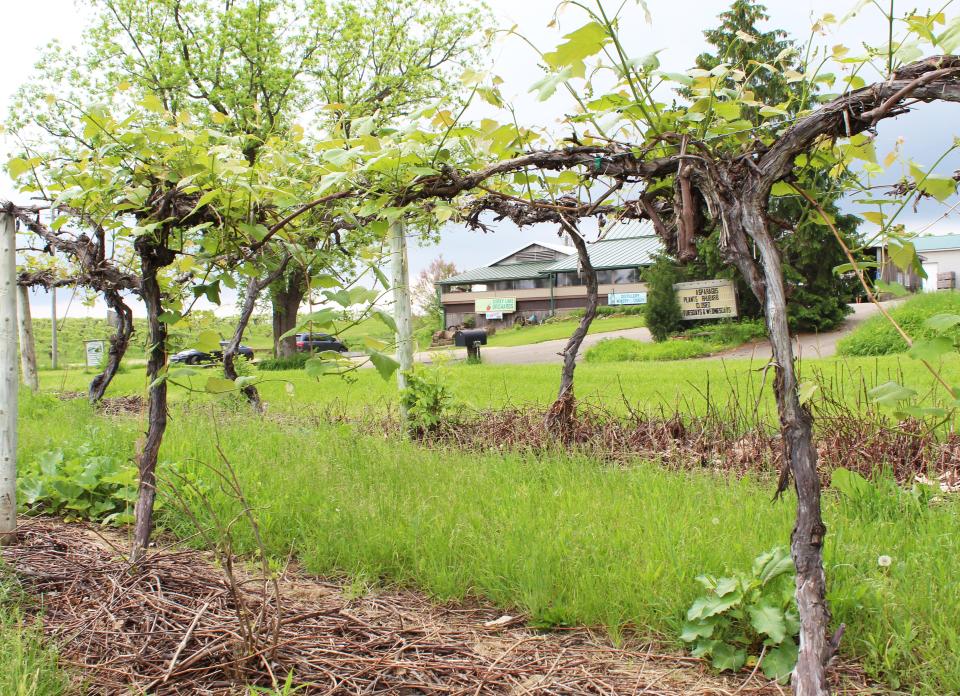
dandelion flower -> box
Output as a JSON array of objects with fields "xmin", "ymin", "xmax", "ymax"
[{"xmin": 877, "ymin": 555, "xmax": 893, "ymax": 568}]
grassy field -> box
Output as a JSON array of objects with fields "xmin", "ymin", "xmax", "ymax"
[
  {"xmin": 39, "ymin": 351, "xmax": 960, "ymax": 423},
  {"xmin": 486, "ymin": 314, "xmax": 646, "ymax": 347},
  {"xmin": 15, "ymin": 393, "xmax": 960, "ymax": 693}
]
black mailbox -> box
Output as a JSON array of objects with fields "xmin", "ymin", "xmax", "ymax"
[
  {"xmin": 454, "ymin": 329, "xmax": 487, "ymax": 361},
  {"xmin": 454, "ymin": 329, "xmax": 487, "ymax": 347}
]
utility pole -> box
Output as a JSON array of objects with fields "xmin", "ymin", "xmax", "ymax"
[
  {"xmin": 17, "ymin": 286, "xmax": 39, "ymax": 391},
  {"xmin": 50, "ymin": 287, "xmax": 58, "ymax": 370},
  {"xmin": 0, "ymin": 212, "xmax": 18, "ymax": 545},
  {"xmin": 389, "ymin": 220, "xmax": 414, "ymax": 424}
]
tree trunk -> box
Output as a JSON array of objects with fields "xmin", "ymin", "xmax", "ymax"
[
  {"xmin": 545, "ymin": 222, "xmax": 597, "ymax": 437},
  {"xmin": 715, "ymin": 185, "xmax": 830, "ymax": 696},
  {"xmin": 88, "ymin": 289, "xmax": 133, "ymax": 403},
  {"xmin": 271, "ymin": 267, "xmax": 305, "ymax": 358},
  {"xmin": 16, "ymin": 285, "xmax": 39, "ymax": 392},
  {"xmin": 131, "ymin": 237, "xmax": 175, "ymax": 561},
  {"xmin": 0, "ymin": 213, "xmax": 18, "ymax": 546}
]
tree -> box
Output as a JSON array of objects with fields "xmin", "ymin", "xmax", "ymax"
[
  {"xmin": 690, "ymin": 0, "xmax": 861, "ymax": 332},
  {"xmin": 644, "ymin": 256, "xmax": 682, "ymax": 342},
  {"xmin": 412, "ymin": 255, "xmax": 458, "ymax": 323}
]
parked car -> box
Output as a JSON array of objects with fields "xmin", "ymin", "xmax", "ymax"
[
  {"xmin": 170, "ymin": 341, "xmax": 255, "ymax": 365},
  {"xmin": 294, "ymin": 332, "xmax": 348, "ymax": 353}
]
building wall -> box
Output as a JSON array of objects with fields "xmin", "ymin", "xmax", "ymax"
[
  {"xmin": 442, "ymin": 282, "xmax": 649, "ymax": 329},
  {"xmin": 921, "ymin": 249, "xmax": 960, "ymax": 289}
]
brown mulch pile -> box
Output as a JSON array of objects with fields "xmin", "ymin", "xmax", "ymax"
[
  {"xmin": 4, "ymin": 518, "xmax": 874, "ymax": 695},
  {"xmin": 57, "ymin": 391, "xmax": 145, "ymax": 416}
]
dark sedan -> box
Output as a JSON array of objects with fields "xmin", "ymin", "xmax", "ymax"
[
  {"xmin": 170, "ymin": 341, "xmax": 255, "ymax": 365},
  {"xmin": 294, "ymin": 332, "xmax": 348, "ymax": 353}
]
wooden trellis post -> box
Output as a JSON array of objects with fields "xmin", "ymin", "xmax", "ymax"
[
  {"xmin": 389, "ymin": 219, "xmax": 414, "ymax": 425},
  {"xmin": 0, "ymin": 212, "xmax": 18, "ymax": 545},
  {"xmin": 17, "ymin": 285, "xmax": 39, "ymax": 391}
]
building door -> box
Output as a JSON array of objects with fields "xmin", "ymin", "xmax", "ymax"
[{"xmin": 922, "ymin": 262, "xmax": 939, "ymax": 292}]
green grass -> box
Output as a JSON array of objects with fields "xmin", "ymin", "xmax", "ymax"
[
  {"xmin": 0, "ymin": 571, "xmax": 72, "ymax": 696},
  {"xmin": 585, "ymin": 320, "xmax": 767, "ymax": 363},
  {"xmin": 838, "ymin": 292, "xmax": 960, "ymax": 356},
  {"xmin": 585, "ymin": 336, "xmax": 718, "ymax": 361},
  {"xmin": 40, "ymin": 351, "xmax": 960, "ymax": 423},
  {"xmin": 486, "ymin": 314, "xmax": 646, "ymax": 347},
  {"xmin": 15, "ymin": 394, "xmax": 960, "ymax": 693}
]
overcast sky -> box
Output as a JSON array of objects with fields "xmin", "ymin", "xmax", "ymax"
[{"xmin": 2, "ymin": 0, "xmax": 959, "ymax": 318}]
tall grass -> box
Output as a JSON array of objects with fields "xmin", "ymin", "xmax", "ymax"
[
  {"xmin": 0, "ymin": 571, "xmax": 72, "ymax": 696},
  {"xmin": 15, "ymin": 394, "xmax": 960, "ymax": 693}
]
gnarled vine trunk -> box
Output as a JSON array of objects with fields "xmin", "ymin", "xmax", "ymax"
[
  {"xmin": 545, "ymin": 221, "xmax": 597, "ymax": 437},
  {"xmin": 699, "ymin": 165, "xmax": 830, "ymax": 696},
  {"xmin": 131, "ymin": 236, "xmax": 175, "ymax": 561},
  {"xmin": 89, "ymin": 289, "xmax": 134, "ymax": 403}
]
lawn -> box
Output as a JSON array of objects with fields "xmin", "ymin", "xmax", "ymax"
[
  {"xmin": 15, "ymin": 393, "xmax": 960, "ymax": 693},
  {"xmin": 39, "ymin": 351, "xmax": 960, "ymax": 423},
  {"xmin": 486, "ymin": 313, "xmax": 646, "ymax": 347}
]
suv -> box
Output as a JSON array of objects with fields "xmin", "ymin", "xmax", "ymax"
[
  {"xmin": 295, "ymin": 332, "xmax": 348, "ymax": 353},
  {"xmin": 171, "ymin": 341, "xmax": 255, "ymax": 365}
]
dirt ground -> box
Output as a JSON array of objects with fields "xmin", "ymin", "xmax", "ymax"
[{"xmin": 3, "ymin": 517, "xmax": 876, "ymax": 695}]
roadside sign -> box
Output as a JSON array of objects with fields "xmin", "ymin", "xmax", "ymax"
[
  {"xmin": 608, "ymin": 291, "xmax": 647, "ymax": 306},
  {"xmin": 475, "ymin": 297, "xmax": 516, "ymax": 313},
  {"xmin": 673, "ymin": 279, "xmax": 738, "ymax": 320},
  {"xmin": 485, "ymin": 312, "xmax": 503, "ymax": 320},
  {"xmin": 84, "ymin": 340, "xmax": 106, "ymax": 367}
]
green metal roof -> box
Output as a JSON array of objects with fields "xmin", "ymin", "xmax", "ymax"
[
  {"xmin": 914, "ymin": 234, "xmax": 960, "ymax": 252},
  {"xmin": 543, "ymin": 235, "xmax": 663, "ymax": 272},
  {"xmin": 437, "ymin": 260, "xmax": 559, "ymax": 285}
]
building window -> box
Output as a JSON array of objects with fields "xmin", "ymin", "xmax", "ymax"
[{"xmin": 612, "ymin": 268, "xmax": 639, "ymax": 284}]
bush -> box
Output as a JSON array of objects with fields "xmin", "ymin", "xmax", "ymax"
[
  {"xmin": 257, "ymin": 353, "xmax": 311, "ymax": 371},
  {"xmin": 837, "ymin": 292, "xmax": 960, "ymax": 356},
  {"xmin": 585, "ymin": 337, "xmax": 717, "ymax": 362},
  {"xmin": 18, "ymin": 446, "xmax": 139, "ymax": 524},
  {"xmin": 400, "ymin": 369, "xmax": 454, "ymax": 435},
  {"xmin": 644, "ymin": 257, "xmax": 682, "ymax": 342},
  {"xmin": 681, "ymin": 547, "xmax": 798, "ymax": 682}
]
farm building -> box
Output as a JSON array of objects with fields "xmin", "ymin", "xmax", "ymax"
[
  {"xmin": 436, "ymin": 220, "xmax": 662, "ymax": 329},
  {"xmin": 874, "ymin": 234, "xmax": 960, "ymax": 292}
]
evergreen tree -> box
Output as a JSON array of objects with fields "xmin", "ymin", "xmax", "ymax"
[
  {"xmin": 691, "ymin": 1, "xmax": 861, "ymax": 332},
  {"xmin": 645, "ymin": 256, "xmax": 683, "ymax": 342}
]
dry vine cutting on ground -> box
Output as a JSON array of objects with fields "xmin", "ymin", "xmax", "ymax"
[{"xmin": 3, "ymin": 518, "xmax": 875, "ymax": 695}]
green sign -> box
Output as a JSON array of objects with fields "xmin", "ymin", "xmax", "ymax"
[{"xmin": 475, "ymin": 297, "xmax": 516, "ymax": 313}]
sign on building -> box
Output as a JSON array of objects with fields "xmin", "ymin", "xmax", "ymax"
[
  {"xmin": 474, "ymin": 297, "xmax": 516, "ymax": 313},
  {"xmin": 674, "ymin": 279, "xmax": 738, "ymax": 320},
  {"xmin": 485, "ymin": 311, "xmax": 504, "ymax": 320},
  {"xmin": 84, "ymin": 339, "xmax": 106, "ymax": 367},
  {"xmin": 608, "ymin": 291, "xmax": 647, "ymax": 306}
]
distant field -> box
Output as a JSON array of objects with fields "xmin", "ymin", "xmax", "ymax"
[{"xmin": 26, "ymin": 313, "xmax": 431, "ymax": 369}]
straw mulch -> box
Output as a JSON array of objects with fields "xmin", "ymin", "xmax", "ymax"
[{"xmin": 3, "ymin": 518, "xmax": 874, "ymax": 695}]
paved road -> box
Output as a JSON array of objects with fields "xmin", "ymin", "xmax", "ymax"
[{"xmin": 380, "ymin": 301, "xmax": 894, "ymax": 368}]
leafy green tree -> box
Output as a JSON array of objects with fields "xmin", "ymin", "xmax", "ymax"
[
  {"xmin": 690, "ymin": 0, "xmax": 861, "ymax": 332},
  {"xmin": 644, "ymin": 256, "xmax": 682, "ymax": 342}
]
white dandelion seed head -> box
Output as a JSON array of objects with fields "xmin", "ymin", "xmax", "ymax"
[{"xmin": 877, "ymin": 555, "xmax": 893, "ymax": 567}]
